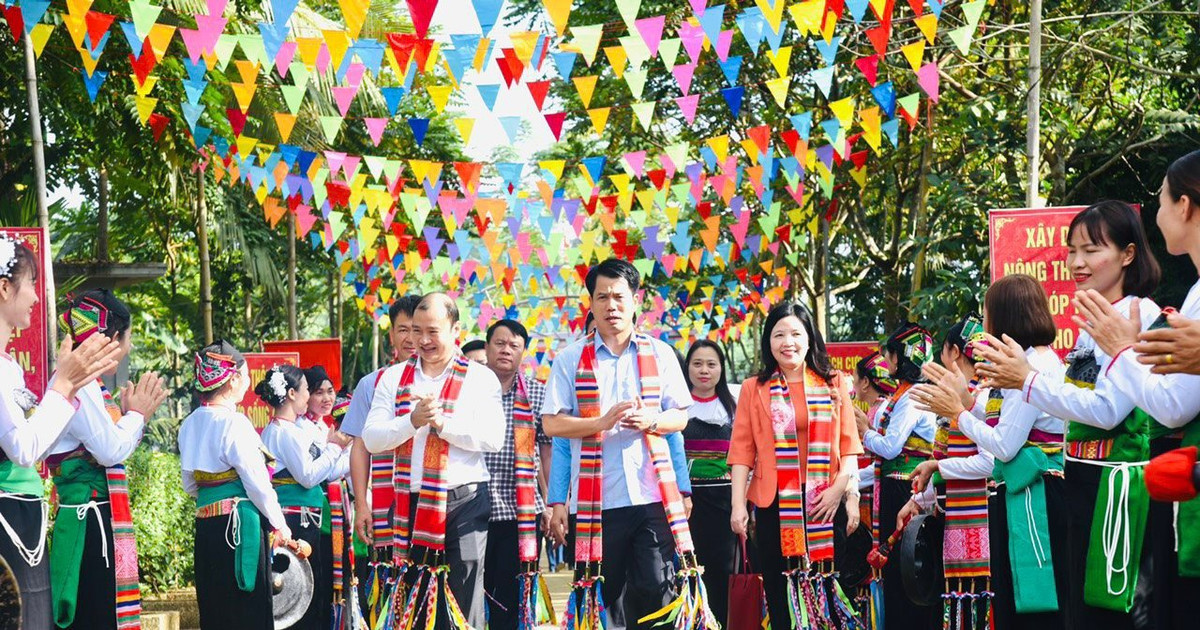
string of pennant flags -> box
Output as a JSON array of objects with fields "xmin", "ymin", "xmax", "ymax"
[{"xmin": 1, "ymin": 0, "xmax": 989, "ymax": 366}]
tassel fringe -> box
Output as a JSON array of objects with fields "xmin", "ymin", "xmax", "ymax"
[
  {"xmin": 517, "ymin": 570, "xmax": 558, "ymax": 630},
  {"xmin": 782, "ymin": 565, "xmax": 866, "ymax": 630},
  {"xmin": 562, "ymin": 576, "xmax": 606, "ymax": 630},
  {"xmin": 637, "ymin": 561, "xmax": 720, "ymax": 630},
  {"xmin": 940, "ymin": 579, "xmax": 995, "ymax": 630}
]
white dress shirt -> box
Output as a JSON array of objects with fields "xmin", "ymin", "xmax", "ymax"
[
  {"xmin": 362, "ymin": 358, "xmax": 504, "ymax": 489},
  {"xmin": 0, "ymin": 355, "xmax": 76, "ymax": 467},
  {"xmin": 178, "ymin": 404, "xmax": 288, "ymax": 532},
  {"xmin": 1022, "ymin": 296, "xmax": 1161, "ymax": 430},
  {"xmin": 953, "ymin": 348, "xmax": 1066, "ymax": 472},
  {"xmin": 862, "ymin": 390, "xmax": 937, "ymax": 460},
  {"xmin": 48, "ymin": 380, "xmax": 144, "ymax": 466},
  {"xmin": 1107, "ymin": 281, "xmax": 1200, "ymax": 429},
  {"xmin": 262, "ymin": 419, "xmax": 344, "ymax": 489}
]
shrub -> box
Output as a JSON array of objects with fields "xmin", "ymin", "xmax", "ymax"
[{"xmin": 127, "ymin": 447, "xmax": 195, "ymax": 593}]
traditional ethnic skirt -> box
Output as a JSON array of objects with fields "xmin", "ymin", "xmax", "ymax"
[
  {"xmin": 0, "ymin": 494, "xmax": 51, "ymax": 630},
  {"xmin": 194, "ymin": 511, "xmax": 273, "ymax": 630}
]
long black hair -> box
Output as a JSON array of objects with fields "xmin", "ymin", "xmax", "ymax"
[
  {"xmin": 684, "ymin": 339, "xmax": 737, "ymax": 420},
  {"xmin": 755, "ymin": 301, "xmax": 832, "ymax": 383},
  {"xmin": 883, "ymin": 322, "xmax": 934, "ymax": 384}
]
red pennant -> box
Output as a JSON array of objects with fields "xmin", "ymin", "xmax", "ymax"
[
  {"xmin": 527, "ymin": 80, "xmax": 551, "ymax": 110},
  {"xmin": 85, "ymin": 11, "xmax": 116, "ymax": 50},
  {"xmin": 226, "ymin": 108, "xmax": 248, "ymax": 137},
  {"xmin": 453, "ymin": 161, "xmax": 482, "ymax": 193},
  {"xmin": 129, "ymin": 41, "xmax": 158, "ymax": 87},
  {"xmin": 871, "ymin": 0, "xmax": 895, "ymax": 29},
  {"xmin": 496, "ymin": 48, "xmax": 524, "ymax": 87},
  {"xmin": 544, "ymin": 112, "xmax": 566, "ymax": 140},
  {"xmin": 386, "ymin": 32, "xmax": 416, "ymax": 72},
  {"xmin": 780, "ymin": 129, "xmax": 800, "ymax": 158},
  {"xmin": 696, "ymin": 201, "xmax": 712, "ymax": 220},
  {"xmin": 906, "ymin": 0, "xmax": 923, "ymax": 17},
  {"xmin": 147, "ymin": 113, "xmax": 169, "ymax": 141},
  {"xmin": 865, "ymin": 25, "xmax": 890, "ymax": 57},
  {"xmin": 855, "ymin": 54, "xmax": 880, "ymax": 86},
  {"xmin": 746, "ymin": 125, "xmax": 771, "ymax": 155},
  {"xmin": 825, "ymin": 198, "xmax": 840, "ymax": 223},
  {"xmin": 4, "ymin": 6, "xmax": 24, "ymax": 43},
  {"xmin": 404, "ymin": 0, "xmax": 439, "ymax": 39},
  {"xmin": 647, "ymin": 169, "xmax": 667, "ymax": 190},
  {"xmin": 326, "ymin": 181, "xmax": 351, "ymax": 207}
]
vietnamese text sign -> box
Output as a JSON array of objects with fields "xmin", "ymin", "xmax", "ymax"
[
  {"xmin": 238, "ymin": 352, "xmax": 301, "ymax": 430},
  {"xmin": 827, "ymin": 341, "xmax": 879, "ymax": 376}
]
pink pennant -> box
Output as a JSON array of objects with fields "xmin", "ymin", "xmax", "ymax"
[
  {"xmin": 275, "ymin": 41, "xmax": 297, "ymax": 77},
  {"xmin": 671, "ymin": 63, "xmax": 696, "ymax": 95},
  {"xmin": 206, "ymin": 0, "xmax": 227, "ymax": 16},
  {"xmin": 679, "ymin": 22, "xmax": 705, "ymax": 65},
  {"xmin": 659, "ymin": 151, "xmax": 677, "ymax": 179},
  {"xmin": 689, "ymin": 0, "xmax": 706, "ymax": 16},
  {"xmin": 295, "ymin": 204, "xmax": 318, "ymax": 237},
  {"xmin": 675, "ymin": 94, "xmax": 700, "ymax": 124},
  {"xmin": 345, "ymin": 61, "xmax": 365, "ymax": 88},
  {"xmin": 634, "ymin": 16, "xmax": 665, "ymax": 57},
  {"xmin": 623, "ymin": 150, "xmax": 646, "ymax": 177},
  {"xmin": 332, "ymin": 85, "xmax": 358, "ymax": 116},
  {"xmin": 364, "ymin": 118, "xmax": 388, "ymax": 146},
  {"xmin": 714, "ymin": 29, "xmax": 733, "ymax": 62},
  {"xmin": 341, "ymin": 155, "xmax": 360, "ymax": 180},
  {"xmin": 324, "ymin": 151, "xmax": 347, "ymax": 177},
  {"xmin": 315, "ymin": 44, "xmax": 331, "ymax": 75},
  {"xmin": 918, "ymin": 61, "xmax": 939, "ymax": 103}
]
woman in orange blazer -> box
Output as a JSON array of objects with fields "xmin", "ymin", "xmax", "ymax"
[{"xmin": 728, "ymin": 301, "xmax": 863, "ymax": 629}]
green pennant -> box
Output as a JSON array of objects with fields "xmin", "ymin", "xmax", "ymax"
[
  {"xmin": 215, "ymin": 34, "xmax": 239, "ymax": 71},
  {"xmin": 311, "ymin": 168, "xmax": 329, "ymax": 206},
  {"xmin": 130, "ymin": 0, "xmax": 162, "ymax": 40},
  {"xmin": 632, "ymin": 258, "xmax": 654, "ymax": 278},
  {"xmin": 619, "ymin": 34, "xmax": 651, "ymax": 68},
  {"xmin": 281, "ymin": 85, "xmax": 306, "ymax": 115},
  {"xmin": 962, "ymin": 0, "xmax": 986, "ymax": 29},
  {"xmin": 658, "ymin": 37, "xmax": 681, "ymax": 68},
  {"xmin": 615, "ymin": 0, "xmax": 641, "ymax": 29},
  {"xmin": 757, "ymin": 201, "xmax": 781, "ymax": 235},
  {"xmin": 237, "ymin": 34, "xmax": 268, "ymax": 67},
  {"xmin": 631, "ymin": 101, "xmax": 655, "ymax": 130},
  {"xmin": 570, "ymin": 24, "xmax": 605, "ymax": 66},
  {"xmin": 320, "ymin": 116, "xmax": 342, "ymax": 143},
  {"xmin": 624, "ymin": 68, "xmax": 648, "ymax": 100},
  {"xmin": 947, "ymin": 25, "xmax": 974, "ymax": 55},
  {"xmin": 663, "ymin": 142, "xmax": 689, "ymax": 171},
  {"xmin": 897, "ymin": 92, "xmax": 922, "ymax": 116},
  {"xmin": 671, "ymin": 182, "xmax": 691, "ymax": 205}
]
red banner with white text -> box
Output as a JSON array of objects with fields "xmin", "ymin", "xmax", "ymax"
[
  {"xmin": 238, "ymin": 352, "xmax": 301, "ymax": 430},
  {"xmin": 0, "ymin": 228, "xmax": 48, "ymax": 397}
]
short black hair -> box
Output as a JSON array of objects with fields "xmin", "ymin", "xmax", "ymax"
[
  {"xmin": 304, "ymin": 365, "xmax": 333, "ymax": 391},
  {"xmin": 461, "ymin": 339, "xmax": 486, "ymax": 354},
  {"xmin": 389, "ymin": 294, "xmax": 422, "ymax": 324},
  {"xmin": 487, "ymin": 319, "xmax": 529, "ymax": 346},
  {"xmin": 416, "ymin": 292, "xmax": 459, "ymax": 325},
  {"xmin": 585, "ymin": 258, "xmax": 640, "ymax": 296}
]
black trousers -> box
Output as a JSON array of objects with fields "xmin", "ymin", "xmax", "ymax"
[
  {"xmin": 406, "ymin": 482, "xmax": 491, "ymax": 629},
  {"xmin": 194, "ymin": 514, "xmax": 273, "ymax": 630},
  {"xmin": 689, "ymin": 484, "xmax": 735, "ymax": 627},
  {"xmin": 754, "ymin": 497, "xmax": 849, "ymax": 630},
  {"xmin": 281, "ymin": 509, "xmax": 328, "ymax": 630},
  {"xmin": 568, "ymin": 504, "xmax": 675, "ymax": 630},
  {"xmin": 989, "ymin": 475, "xmax": 1069, "ymax": 630},
  {"xmin": 1064, "ymin": 460, "xmax": 1138, "ymax": 630},
  {"xmin": 878, "ymin": 477, "xmax": 935, "ymax": 630},
  {"xmin": 0, "ymin": 495, "xmax": 50, "ymax": 630},
  {"xmin": 1146, "ymin": 437, "xmax": 1200, "ymax": 630},
  {"xmin": 484, "ymin": 519, "xmax": 522, "ymax": 630},
  {"xmin": 58, "ymin": 502, "xmax": 118, "ymax": 630}
]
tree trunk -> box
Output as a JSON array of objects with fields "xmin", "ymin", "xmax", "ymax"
[
  {"xmin": 96, "ymin": 167, "xmax": 109, "ymax": 261},
  {"xmin": 1026, "ymin": 0, "xmax": 1044, "ymax": 207},
  {"xmin": 25, "ymin": 32, "xmax": 55, "ymax": 359},
  {"xmin": 197, "ymin": 170, "xmax": 213, "ymax": 345},
  {"xmin": 287, "ymin": 211, "xmax": 297, "ymax": 338},
  {"xmin": 908, "ymin": 105, "xmax": 936, "ymax": 310}
]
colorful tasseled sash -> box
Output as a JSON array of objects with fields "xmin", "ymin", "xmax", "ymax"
[
  {"xmin": 101, "ymin": 384, "xmax": 143, "ymax": 630},
  {"xmin": 392, "ymin": 356, "xmax": 473, "ymax": 630},
  {"xmin": 768, "ymin": 369, "xmax": 862, "ymax": 630},
  {"xmin": 514, "ymin": 375, "xmax": 556, "ymax": 630},
  {"xmin": 932, "ymin": 384, "xmax": 994, "ymax": 629},
  {"xmin": 568, "ymin": 333, "xmax": 719, "ymax": 630},
  {"xmin": 870, "ymin": 382, "xmax": 912, "ymax": 551},
  {"xmin": 370, "ymin": 365, "xmax": 398, "ymax": 552}
]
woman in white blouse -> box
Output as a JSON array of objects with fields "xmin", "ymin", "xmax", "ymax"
[
  {"xmin": 259, "ymin": 365, "xmax": 349, "ymax": 630},
  {"xmin": 179, "ymin": 341, "xmax": 293, "ymax": 630},
  {"xmin": 47, "ymin": 289, "xmax": 168, "ymax": 630},
  {"xmin": 1067, "ymin": 151, "xmax": 1200, "ymax": 629},
  {"xmin": 0, "ymin": 238, "xmax": 121, "ymax": 630},
  {"xmin": 911, "ymin": 274, "xmax": 1069, "ymax": 629}
]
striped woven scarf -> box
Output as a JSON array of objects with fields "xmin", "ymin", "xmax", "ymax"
[
  {"xmin": 870, "ymin": 382, "xmax": 912, "ymax": 549},
  {"xmin": 100, "ymin": 384, "xmax": 142, "ymax": 630},
  {"xmin": 370, "ymin": 364, "xmax": 402, "ymax": 552},
  {"xmin": 513, "ymin": 375, "xmax": 540, "ymax": 564},
  {"xmin": 767, "ymin": 369, "xmax": 835, "ymax": 561},
  {"xmin": 935, "ymin": 385, "xmax": 991, "ymax": 581},
  {"xmin": 408, "ymin": 357, "xmax": 470, "ymax": 551}
]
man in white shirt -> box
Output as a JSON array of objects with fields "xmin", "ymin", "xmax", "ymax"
[{"xmin": 362, "ymin": 293, "xmax": 505, "ymax": 627}]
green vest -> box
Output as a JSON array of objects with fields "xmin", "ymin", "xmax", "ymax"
[
  {"xmin": 1062, "ymin": 352, "xmax": 1151, "ymax": 463},
  {"xmin": 197, "ymin": 479, "xmax": 263, "ymax": 592},
  {"xmin": 49, "ymin": 454, "xmax": 110, "ymax": 627}
]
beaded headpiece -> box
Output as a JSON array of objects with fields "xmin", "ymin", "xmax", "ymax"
[
  {"xmin": 195, "ymin": 350, "xmax": 238, "ymax": 392},
  {"xmin": 60, "ymin": 295, "xmax": 110, "ymax": 343}
]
